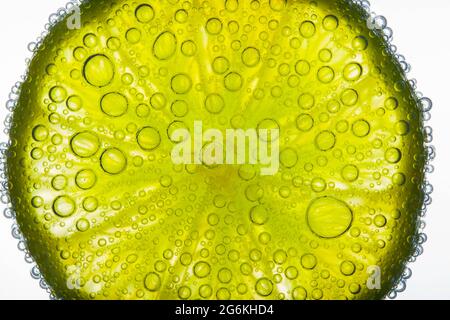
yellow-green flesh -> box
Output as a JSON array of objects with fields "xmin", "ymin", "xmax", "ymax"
[{"xmin": 7, "ymin": 0, "xmax": 425, "ymax": 300}]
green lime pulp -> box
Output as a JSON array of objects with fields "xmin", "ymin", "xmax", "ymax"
[{"xmin": 7, "ymin": 0, "xmax": 425, "ymax": 300}]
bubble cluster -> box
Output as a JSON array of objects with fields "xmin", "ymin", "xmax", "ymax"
[{"xmin": 5, "ymin": 0, "xmax": 429, "ymax": 301}]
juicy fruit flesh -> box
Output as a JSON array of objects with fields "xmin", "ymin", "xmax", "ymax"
[{"xmin": 7, "ymin": 0, "xmax": 426, "ymax": 300}]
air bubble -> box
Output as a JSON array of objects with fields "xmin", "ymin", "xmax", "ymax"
[
  {"xmin": 206, "ymin": 18, "xmax": 223, "ymax": 35},
  {"xmin": 340, "ymin": 260, "xmax": 356, "ymax": 276},
  {"xmin": 212, "ymin": 56, "xmax": 230, "ymax": 74},
  {"xmin": 171, "ymin": 100, "xmax": 188, "ymax": 117},
  {"xmin": 224, "ymin": 72, "xmax": 243, "ymax": 91},
  {"xmin": 341, "ymin": 89, "xmax": 359, "ymax": 106},
  {"xmin": 83, "ymin": 55, "xmax": 115, "ymax": 87},
  {"xmin": 101, "ymin": 92, "xmax": 128, "ymax": 117},
  {"xmin": 135, "ymin": 4, "xmax": 154, "ymax": 23},
  {"xmin": 323, "ymin": 15, "xmax": 339, "ymax": 31},
  {"xmin": 296, "ymin": 114, "xmax": 314, "ymax": 132},
  {"xmin": 181, "ymin": 40, "xmax": 197, "ymax": 56},
  {"xmin": 307, "ymin": 197, "xmax": 353, "ymax": 238},
  {"xmin": 301, "ymin": 253, "xmax": 317, "ymax": 269},
  {"xmin": 100, "ymin": 148, "xmax": 127, "ymax": 174},
  {"xmin": 194, "ymin": 261, "xmax": 211, "ymax": 278},
  {"xmin": 298, "ymin": 93, "xmax": 315, "ymax": 110},
  {"xmin": 352, "ymin": 36, "xmax": 368, "ymax": 51},
  {"xmin": 255, "ymin": 278, "xmax": 273, "ymax": 297},
  {"xmin": 66, "ymin": 95, "xmax": 83, "ymax": 111},
  {"xmin": 343, "ymin": 63, "xmax": 363, "ymax": 81},
  {"xmin": 153, "ymin": 32, "xmax": 177, "ymax": 60},
  {"xmin": 32, "ymin": 125, "xmax": 49, "ymax": 142},
  {"xmin": 49, "ymin": 86, "xmax": 67, "ymax": 103},
  {"xmin": 242, "ymin": 47, "xmax": 261, "ymax": 67},
  {"xmin": 171, "ymin": 73, "xmax": 192, "ymax": 94},
  {"xmin": 317, "ymin": 66, "xmax": 335, "ymax": 83},
  {"xmin": 205, "ymin": 94, "xmax": 225, "ymax": 114},
  {"xmin": 295, "ymin": 60, "xmax": 310, "ymax": 76},
  {"xmin": 300, "ymin": 21, "xmax": 316, "ymax": 38},
  {"xmin": 70, "ymin": 132, "xmax": 100, "ymax": 158},
  {"xmin": 53, "ymin": 196, "xmax": 76, "ymax": 217},
  {"xmin": 137, "ymin": 127, "xmax": 161, "ymax": 151},
  {"xmin": 144, "ymin": 272, "xmax": 161, "ymax": 291},
  {"xmin": 75, "ymin": 169, "xmax": 97, "ymax": 190},
  {"xmin": 250, "ymin": 205, "xmax": 269, "ymax": 225},
  {"xmin": 315, "ymin": 131, "xmax": 336, "ymax": 151},
  {"xmin": 352, "ymin": 120, "xmax": 371, "ymax": 137},
  {"xmin": 385, "ymin": 148, "xmax": 402, "ymax": 164}
]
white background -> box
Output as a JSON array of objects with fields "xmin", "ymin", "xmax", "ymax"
[{"xmin": 0, "ymin": 0, "xmax": 448, "ymax": 300}]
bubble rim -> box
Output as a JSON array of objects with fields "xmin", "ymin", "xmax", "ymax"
[{"xmin": 0, "ymin": 0, "xmax": 434, "ymax": 300}]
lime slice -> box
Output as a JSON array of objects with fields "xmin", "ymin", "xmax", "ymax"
[{"xmin": 7, "ymin": 0, "xmax": 427, "ymax": 300}]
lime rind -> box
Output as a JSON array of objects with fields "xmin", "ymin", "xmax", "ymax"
[{"xmin": 0, "ymin": 0, "xmax": 435, "ymax": 300}]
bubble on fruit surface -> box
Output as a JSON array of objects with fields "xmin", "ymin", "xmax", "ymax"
[
  {"xmin": 296, "ymin": 114, "xmax": 314, "ymax": 132},
  {"xmin": 295, "ymin": 60, "xmax": 310, "ymax": 76},
  {"xmin": 135, "ymin": 4, "xmax": 154, "ymax": 23},
  {"xmin": 205, "ymin": 94, "xmax": 225, "ymax": 114},
  {"xmin": 153, "ymin": 31, "xmax": 177, "ymax": 60},
  {"xmin": 52, "ymin": 196, "xmax": 76, "ymax": 217},
  {"xmin": 352, "ymin": 120, "xmax": 371, "ymax": 137},
  {"xmin": 307, "ymin": 197, "xmax": 353, "ymax": 238},
  {"xmin": 352, "ymin": 36, "xmax": 368, "ymax": 51},
  {"xmin": 4, "ymin": 0, "xmax": 431, "ymax": 301},
  {"xmin": 66, "ymin": 95, "xmax": 83, "ymax": 111},
  {"xmin": 341, "ymin": 165, "xmax": 359, "ymax": 182},
  {"xmin": 255, "ymin": 278, "xmax": 273, "ymax": 297},
  {"xmin": 100, "ymin": 148, "xmax": 127, "ymax": 174},
  {"xmin": 340, "ymin": 260, "xmax": 356, "ymax": 276},
  {"xmin": 385, "ymin": 97, "xmax": 399, "ymax": 110},
  {"xmin": 298, "ymin": 93, "xmax": 315, "ymax": 110},
  {"xmin": 341, "ymin": 89, "xmax": 359, "ymax": 106},
  {"xmin": 70, "ymin": 132, "xmax": 100, "ymax": 158},
  {"xmin": 299, "ymin": 21, "xmax": 316, "ymax": 38},
  {"xmin": 323, "ymin": 15, "xmax": 339, "ymax": 31},
  {"xmin": 280, "ymin": 148, "xmax": 298, "ymax": 168},
  {"xmin": 144, "ymin": 272, "xmax": 161, "ymax": 291},
  {"xmin": 83, "ymin": 197, "xmax": 98, "ymax": 212},
  {"xmin": 49, "ymin": 86, "xmax": 67, "ymax": 102},
  {"xmin": 137, "ymin": 127, "xmax": 161, "ymax": 150},
  {"xmin": 242, "ymin": 47, "xmax": 260, "ymax": 67},
  {"xmin": 343, "ymin": 63, "xmax": 363, "ymax": 81},
  {"xmin": 76, "ymin": 218, "xmax": 90, "ymax": 232},
  {"xmin": 171, "ymin": 100, "xmax": 188, "ymax": 117},
  {"xmin": 171, "ymin": 73, "xmax": 192, "ymax": 94},
  {"xmin": 224, "ymin": 72, "xmax": 243, "ymax": 91},
  {"xmin": 292, "ymin": 286, "xmax": 307, "ymax": 300},
  {"xmin": 83, "ymin": 54, "xmax": 115, "ymax": 87},
  {"xmin": 32, "ymin": 125, "xmax": 48, "ymax": 141},
  {"xmin": 75, "ymin": 169, "xmax": 97, "ymax": 190},
  {"xmin": 385, "ymin": 147, "xmax": 402, "ymax": 164},
  {"xmin": 206, "ymin": 18, "xmax": 223, "ymax": 35},
  {"xmin": 181, "ymin": 40, "xmax": 196, "ymax": 56},
  {"xmin": 317, "ymin": 66, "xmax": 335, "ymax": 83},
  {"xmin": 212, "ymin": 56, "xmax": 230, "ymax": 74},
  {"xmin": 101, "ymin": 92, "xmax": 128, "ymax": 117},
  {"xmin": 150, "ymin": 92, "xmax": 167, "ymax": 110},
  {"xmin": 194, "ymin": 261, "xmax": 211, "ymax": 278},
  {"xmin": 301, "ymin": 253, "xmax": 317, "ymax": 269},
  {"xmin": 315, "ymin": 131, "xmax": 336, "ymax": 151},
  {"xmin": 249, "ymin": 205, "xmax": 269, "ymax": 225}
]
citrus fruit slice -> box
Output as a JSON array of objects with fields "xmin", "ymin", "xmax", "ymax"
[{"xmin": 6, "ymin": 0, "xmax": 427, "ymax": 300}]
